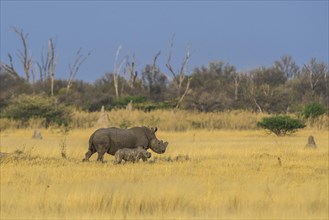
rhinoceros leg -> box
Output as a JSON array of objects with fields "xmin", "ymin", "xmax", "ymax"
[
  {"xmin": 82, "ymin": 149, "xmax": 96, "ymax": 162},
  {"xmin": 114, "ymin": 154, "xmax": 122, "ymax": 164},
  {"xmin": 96, "ymin": 144, "xmax": 107, "ymax": 162},
  {"xmin": 97, "ymin": 152, "xmax": 106, "ymax": 162}
]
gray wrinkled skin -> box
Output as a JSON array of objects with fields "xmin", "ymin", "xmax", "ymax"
[
  {"xmin": 82, "ymin": 126, "xmax": 168, "ymax": 162},
  {"xmin": 114, "ymin": 148, "xmax": 151, "ymax": 164}
]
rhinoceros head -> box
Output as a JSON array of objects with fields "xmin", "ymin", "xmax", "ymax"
[
  {"xmin": 143, "ymin": 151, "xmax": 152, "ymax": 158},
  {"xmin": 148, "ymin": 127, "xmax": 168, "ymax": 154},
  {"xmin": 149, "ymin": 139, "xmax": 168, "ymax": 154}
]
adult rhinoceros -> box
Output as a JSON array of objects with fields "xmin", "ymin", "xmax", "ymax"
[{"xmin": 82, "ymin": 126, "xmax": 168, "ymax": 162}]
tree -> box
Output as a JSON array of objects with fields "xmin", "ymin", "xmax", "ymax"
[
  {"xmin": 113, "ymin": 45, "xmax": 127, "ymax": 99},
  {"xmin": 57, "ymin": 79, "xmax": 93, "ymax": 109},
  {"xmin": 301, "ymin": 58, "xmax": 328, "ymax": 97},
  {"xmin": 257, "ymin": 115, "xmax": 306, "ymax": 136},
  {"xmin": 245, "ymin": 72, "xmax": 263, "ymax": 112},
  {"xmin": 245, "ymin": 67, "xmax": 288, "ymax": 113},
  {"xmin": 274, "ymin": 55, "xmax": 299, "ymax": 79},
  {"xmin": 165, "ymin": 34, "xmax": 192, "ymax": 108},
  {"xmin": 48, "ymin": 39, "xmax": 56, "ymax": 96},
  {"xmin": 185, "ymin": 61, "xmax": 237, "ymax": 111},
  {"xmin": 232, "ymin": 72, "xmax": 241, "ymax": 101},
  {"xmin": 12, "ymin": 27, "xmax": 33, "ymax": 82},
  {"xmin": 0, "ymin": 55, "xmax": 19, "ymax": 79},
  {"xmin": 302, "ymin": 103, "xmax": 326, "ymax": 120},
  {"xmin": 2, "ymin": 94, "xmax": 72, "ymax": 127},
  {"xmin": 0, "ymin": 71, "xmax": 31, "ymax": 109},
  {"xmin": 142, "ymin": 52, "xmax": 168, "ymax": 101},
  {"xmin": 124, "ymin": 53, "xmax": 138, "ymax": 89},
  {"xmin": 34, "ymin": 38, "xmax": 57, "ymax": 96},
  {"xmin": 67, "ymin": 48, "xmax": 93, "ymax": 93}
]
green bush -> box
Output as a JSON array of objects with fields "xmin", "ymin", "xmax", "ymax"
[
  {"xmin": 302, "ymin": 103, "xmax": 326, "ymax": 119},
  {"xmin": 257, "ymin": 115, "xmax": 305, "ymax": 136},
  {"xmin": 1, "ymin": 94, "xmax": 72, "ymax": 127}
]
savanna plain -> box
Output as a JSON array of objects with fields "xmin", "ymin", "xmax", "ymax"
[{"xmin": 0, "ymin": 112, "xmax": 328, "ymax": 219}]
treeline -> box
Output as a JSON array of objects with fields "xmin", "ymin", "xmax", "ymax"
[
  {"xmin": 0, "ymin": 29, "xmax": 328, "ymax": 114},
  {"xmin": 1, "ymin": 56, "xmax": 328, "ymax": 113}
]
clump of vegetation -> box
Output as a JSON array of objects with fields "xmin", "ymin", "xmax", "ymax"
[
  {"xmin": 1, "ymin": 94, "xmax": 72, "ymax": 128},
  {"xmin": 257, "ymin": 115, "xmax": 306, "ymax": 136},
  {"xmin": 302, "ymin": 103, "xmax": 326, "ymax": 119},
  {"xmin": 149, "ymin": 154, "xmax": 190, "ymax": 163}
]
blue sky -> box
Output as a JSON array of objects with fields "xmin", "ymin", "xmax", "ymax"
[{"xmin": 1, "ymin": 1, "xmax": 328, "ymax": 83}]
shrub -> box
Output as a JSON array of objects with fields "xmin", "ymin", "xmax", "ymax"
[
  {"xmin": 302, "ymin": 103, "xmax": 326, "ymax": 119},
  {"xmin": 2, "ymin": 94, "xmax": 72, "ymax": 127},
  {"xmin": 257, "ymin": 115, "xmax": 305, "ymax": 136}
]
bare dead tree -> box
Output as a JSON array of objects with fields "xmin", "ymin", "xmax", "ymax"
[
  {"xmin": 303, "ymin": 58, "xmax": 327, "ymax": 96},
  {"xmin": 165, "ymin": 34, "xmax": 192, "ymax": 108},
  {"xmin": 246, "ymin": 73, "xmax": 263, "ymax": 113},
  {"xmin": 35, "ymin": 45, "xmax": 50, "ymax": 82},
  {"xmin": 48, "ymin": 39, "xmax": 56, "ymax": 96},
  {"xmin": 12, "ymin": 27, "xmax": 33, "ymax": 82},
  {"xmin": 66, "ymin": 48, "xmax": 93, "ymax": 93},
  {"xmin": 113, "ymin": 45, "xmax": 127, "ymax": 98},
  {"xmin": 152, "ymin": 51, "xmax": 161, "ymax": 81},
  {"xmin": 35, "ymin": 62, "xmax": 43, "ymax": 81},
  {"xmin": 0, "ymin": 62, "xmax": 17, "ymax": 79},
  {"xmin": 41, "ymin": 46, "xmax": 49, "ymax": 81},
  {"xmin": 179, "ymin": 44, "xmax": 191, "ymax": 88},
  {"xmin": 125, "ymin": 53, "xmax": 138, "ymax": 89},
  {"xmin": 30, "ymin": 64, "xmax": 36, "ymax": 83},
  {"xmin": 166, "ymin": 34, "xmax": 179, "ymax": 86},
  {"xmin": 232, "ymin": 72, "xmax": 240, "ymax": 101},
  {"xmin": 140, "ymin": 51, "xmax": 163, "ymax": 97},
  {"xmin": 176, "ymin": 76, "xmax": 192, "ymax": 109},
  {"xmin": 0, "ymin": 54, "xmax": 19, "ymax": 79}
]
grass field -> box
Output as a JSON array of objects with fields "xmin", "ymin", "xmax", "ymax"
[{"xmin": 0, "ymin": 128, "xmax": 328, "ymax": 219}]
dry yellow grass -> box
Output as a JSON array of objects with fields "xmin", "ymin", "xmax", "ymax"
[
  {"xmin": 0, "ymin": 128, "xmax": 328, "ymax": 219},
  {"xmin": 1, "ymin": 109, "xmax": 328, "ymax": 131}
]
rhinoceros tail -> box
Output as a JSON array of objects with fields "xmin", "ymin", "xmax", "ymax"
[{"xmin": 88, "ymin": 131, "xmax": 97, "ymax": 152}]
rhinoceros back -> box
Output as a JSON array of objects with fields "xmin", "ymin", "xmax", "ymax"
[{"xmin": 109, "ymin": 127, "xmax": 150, "ymax": 151}]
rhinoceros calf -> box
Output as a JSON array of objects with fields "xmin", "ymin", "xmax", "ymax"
[
  {"xmin": 83, "ymin": 126, "xmax": 168, "ymax": 162},
  {"xmin": 114, "ymin": 148, "xmax": 151, "ymax": 164}
]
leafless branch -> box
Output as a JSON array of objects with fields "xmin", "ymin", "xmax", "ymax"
[
  {"xmin": 165, "ymin": 34, "xmax": 191, "ymax": 91},
  {"xmin": 66, "ymin": 48, "xmax": 93, "ymax": 93},
  {"xmin": 233, "ymin": 72, "xmax": 240, "ymax": 101},
  {"xmin": 176, "ymin": 77, "xmax": 192, "ymax": 109},
  {"xmin": 165, "ymin": 34, "xmax": 193, "ymax": 108},
  {"xmin": 0, "ymin": 61, "xmax": 19, "ymax": 79},
  {"xmin": 114, "ymin": 45, "xmax": 122, "ymax": 73},
  {"xmin": 180, "ymin": 44, "xmax": 190, "ymax": 76},
  {"xmin": 8, "ymin": 53, "xmax": 16, "ymax": 73},
  {"xmin": 153, "ymin": 51, "xmax": 161, "ymax": 72},
  {"xmin": 113, "ymin": 45, "xmax": 127, "ymax": 98},
  {"xmin": 39, "ymin": 46, "xmax": 49, "ymax": 81},
  {"xmin": 178, "ymin": 44, "xmax": 191, "ymax": 89},
  {"xmin": 49, "ymin": 39, "xmax": 56, "ymax": 96},
  {"xmin": 303, "ymin": 60, "xmax": 325, "ymax": 95},
  {"xmin": 152, "ymin": 51, "xmax": 161, "ymax": 83},
  {"xmin": 166, "ymin": 34, "xmax": 178, "ymax": 81},
  {"xmin": 126, "ymin": 53, "xmax": 138, "ymax": 89},
  {"xmin": 12, "ymin": 27, "xmax": 32, "ymax": 82},
  {"xmin": 35, "ymin": 61, "xmax": 43, "ymax": 81}
]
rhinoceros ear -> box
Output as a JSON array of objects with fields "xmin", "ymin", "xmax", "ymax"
[{"xmin": 151, "ymin": 127, "xmax": 158, "ymax": 133}]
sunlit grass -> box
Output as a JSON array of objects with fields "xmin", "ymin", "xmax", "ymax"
[{"xmin": 0, "ymin": 128, "xmax": 328, "ymax": 219}]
